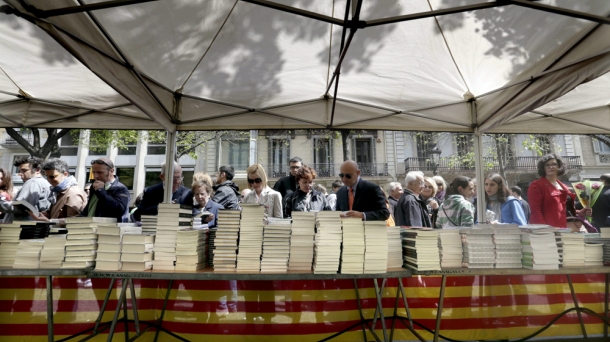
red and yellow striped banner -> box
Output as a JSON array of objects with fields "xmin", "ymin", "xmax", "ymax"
[{"xmin": 0, "ymin": 274, "xmax": 606, "ymax": 341}]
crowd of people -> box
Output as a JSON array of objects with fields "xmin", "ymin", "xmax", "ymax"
[{"xmin": 0, "ymin": 153, "xmax": 608, "ymax": 232}]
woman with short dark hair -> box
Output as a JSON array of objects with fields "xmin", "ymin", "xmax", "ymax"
[
  {"xmin": 528, "ymin": 154, "xmax": 588, "ymax": 227},
  {"xmin": 435, "ymin": 176, "xmax": 475, "ymax": 228},
  {"xmin": 283, "ymin": 165, "xmax": 330, "ymax": 218}
]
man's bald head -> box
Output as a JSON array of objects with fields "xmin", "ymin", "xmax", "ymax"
[{"xmin": 339, "ymin": 160, "xmax": 360, "ymax": 187}]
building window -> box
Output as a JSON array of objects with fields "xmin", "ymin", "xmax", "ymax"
[
  {"xmin": 354, "ymin": 138, "xmax": 374, "ymax": 164},
  {"xmin": 59, "ymin": 134, "xmax": 78, "ymax": 156},
  {"xmin": 268, "ymin": 138, "xmax": 290, "ymax": 178},
  {"xmin": 116, "ymin": 168, "xmax": 134, "ymax": 190},
  {"xmin": 226, "ymin": 140, "xmax": 249, "ymax": 170},
  {"xmin": 595, "ymin": 140, "xmax": 610, "ymax": 154},
  {"xmin": 89, "ymin": 146, "xmax": 107, "ymax": 156},
  {"xmin": 147, "ymin": 144, "xmax": 166, "ymax": 155},
  {"xmin": 118, "ymin": 145, "xmax": 137, "ymax": 155},
  {"xmin": 145, "ymin": 168, "xmax": 161, "ymax": 188},
  {"xmin": 313, "ymin": 138, "xmax": 333, "ymax": 177},
  {"xmin": 456, "ymin": 134, "xmax": 473, "ymax": 156}
]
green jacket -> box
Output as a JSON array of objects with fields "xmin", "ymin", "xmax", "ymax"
[{"xmin": 435, "ymin": 194, "xmax": 475, "ymax": 228}]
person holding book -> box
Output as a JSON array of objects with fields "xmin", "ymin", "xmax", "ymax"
[
  {"xmin": 528, "ymin": 154, "xmax": 590, "ymax": 228},
  {"xmin": 192, "ymin": 180, "xmax": 223, "ymax": 228},
  {"xmin": 484, "ymin": 173, "xmax": 527, "ymax": 225},
  {"xmin": 213, "ymin": 165, "xmax": 240, "ymax": 210},
  {"xmin": 133, "ymin": 161, "xmax": 193, "ymax": 221},
  {"xmin": 0, "ymin": 156, "xmax": 53, "ymax": 223},
  {"xmin": 80, "ymin": 158, "xmax": 130, "ymax": 222},
  {"xmin": 336, "ymin": 160, "xmax": 389, "ymax": 221},
  {"xmin": 283, "ymin": 165, "xmax": 330, "ymax": 218},
  {"xmin": 395, "ymin": 171, "xmax": 431, "ymax": 227},
  {"xmin": 28, "ymin": 159, "xmax": 87, "ymax": 225},
  {"xmin": 242, "ymin": 164, "xmax": 283, "ymax": 218},
  {"xmin": 435, "ymin": 176, "xmax": 475, "ymax": 228}
]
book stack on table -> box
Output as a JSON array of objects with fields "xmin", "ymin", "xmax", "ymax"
[
  {"xmin": 401, "ymin": 228, "xmax": 440, "ymax": 271},
  {"xmin": 288, "ymin": 212, "xmax": 316, "ymax": 271},
  {"xmin": 491, "ymin": 225, "xmax": 522, "ymax": 269},
  {"xmin": 260, "ymin": 217, "xmax": 291, "ymax": 273},
  {"xmin": 212, "ymin": 210, "xmax": 241, "ymax": 272},
  {"xmin": 584, "ymin": 243, "xmax": 604, "ymax": 267},
  {"xmin": 340, "ymin": 218, "xmax": 365, "ymax": 274},
  {"xmin": 62, "ymin": 217, "xmax": 116, "ymax": 269},
  {"xmin": 153, "ymin": 204, "xmax": 193, "ymax": 271},
  {"xmin": 95, "ymin": 223, "xmax": 146, "ymax": 271},
  {"xmin": 175, "ymin": 228, "xmax": 207, "ymax": 271},
  {"xmin": 460, "ymin": 228, "xmax": 495, "ymax": 268},
  {"xmin": 437, "ymin": 228, "xmax": 462, "ymax": 268},
  {"xmin": 0, "ymin": 221, "xmax": 30, "ymax": 267},
  {"xmin": 586, "ymin": 228, "xmax": 610, "ymax": 266},
  {"xmin": 236, "ymin": 204, "xmax": 265, "ymax": 272},
  {"xmin": 561, "ymin": 232, "xmax": 586, "ymax": 267},
  {"xmin": 40, "ymin": 228, "xmax": 68, "ymax": 269},
  {"xmin": 520, "ymin": 225, "xmax": 560, "ymax": 270},
  {"xmin": 313, "ymin": 212, "xmax": 342, "ymax": 274},
  {"xmin": 363, "ymin": 221, "xmax": 387, "ymax": 274},
  {"xmin": 387, "ymin": 226, "xmax": 403, "ymax": 269},
  {"xmin": 13, "ymin": 238, "xmax": 45, "ymax": 269},
  {"xmin": 140, "ymin": 215, "xmax": 158, "ymax": 235},
  {"xmin": 207, "ymin": 227, "xmax": 217, "ymax": 267}
]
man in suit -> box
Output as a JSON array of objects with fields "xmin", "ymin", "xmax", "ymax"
[
  {"xmin": 592, "ymin": 173, "xmax": 610, "ymax": 229},
  {"xmin": 133, "ymin": 161, "xmax": 193, "ymax": 221},
  {"xmin": 336, "ymin": 160, "xmax": 389, "ymax": 221}
]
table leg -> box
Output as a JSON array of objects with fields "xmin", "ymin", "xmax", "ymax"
[
  {"xmin": 566, "ymin": 274, "xmax": 587, "ymax": 338},
  {"xmin": 107, "ymin": 278, "xmax": 129, "ymax": 342},
  {"xmin": 129, "ymin": 278, "xmax": 140, "ymax": 335},
  {"xmin": 605, "ymin": 274, "xmax": 609, "ymax": 338},
  {"xmin": 352, "ymin": 279, "xmax": 369, "ymax": 342},
  {"xmin": 93, "ymin": 278, "xmax": 115, "ymax": 334},
  {"xmin": 373, "ymin": 278, "xmax": 388, "ymax": 342},
  {"xmin": 46, "ymin": 276, "xmax": 54, "ymax": 342},
  {"xmin": 390, "ymin": 281, "xmax": 400, "ymax": 342},
  {"xmin": 399, "ymin": 278, "xmax": 425, "ymax": 342},
  {"xmin": 123, "ymin": 279, "xmax": 130, "ymax": 342},
  {"xmin": 154, "ymin": 279, "xmax": 174, "ymax": 342},
  {"xmin": 433, "ymin": 275, "xmax": 446, "ymax": 342}
]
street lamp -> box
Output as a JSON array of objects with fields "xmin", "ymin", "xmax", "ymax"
[{"xmin": 427, "ymin": 145, "xmax": 442, "ymax": 175}]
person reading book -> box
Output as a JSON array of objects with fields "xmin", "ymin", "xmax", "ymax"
[
  {"xmin": 192, "ymin": 181, "xmax": 223, "ymax": 228},
  {"xmin": 133, "ymin": 161, "xmax": 193, "ymax": 221},
  {"xmin": 0, "ymin": 156, "xmax": 52, "ymax": 223},
  {"xmin": 79, "ymin": 157, "xmax": 130, "ymax": 222},
  {"xmin": 28, "ymin": 159, "xmax": 87, "ymax": 226}
]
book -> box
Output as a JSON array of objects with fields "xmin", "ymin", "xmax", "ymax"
[
  {"xmin": 122, "ymin": 235, "xmax": 154, "ymax": 245},
  {"xmin": 11, "ymin": 200, "xmax": 38, "ymax": 217}
]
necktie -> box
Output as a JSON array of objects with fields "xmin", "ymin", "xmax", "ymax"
[{"xmin": 348, "ymin": 187, "xmax": 354, "ymax": 211}]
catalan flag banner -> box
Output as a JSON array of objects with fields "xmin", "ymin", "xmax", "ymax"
[{"xmin": 0, "ymin": 275, "xmax": 606, "ymax": 341}]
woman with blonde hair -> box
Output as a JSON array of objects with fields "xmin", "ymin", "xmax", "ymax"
[
  {"xmin": 192, "ymin": 172, "xmax": 213, "ymax": 188},
  {"xmin": 422, "ymin": 177, "xmax": 439, "ymax": 227},
  {"xmin": 242, "ymin": 164, "xmax": 283, "ymax": 218}
]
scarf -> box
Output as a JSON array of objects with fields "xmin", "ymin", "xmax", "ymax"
[
  {"xmin": 50, "ymin": 175, "xmax": 79, "ymax": 194},
  {"xmin": 488, "ymin": 194, "xmax": 502, "ymax": 222}
]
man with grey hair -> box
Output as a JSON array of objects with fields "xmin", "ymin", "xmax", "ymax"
[
  {"xmin": 395, "ymin": 171, "xmax": 431, "ymax": 227},
  {"xmin": 133, "ymin": 161, "xmax": 193, "ymax": 221},
  {"xmin": 387, "ymin": 182, "xmax": 403, "ymax": 219}
]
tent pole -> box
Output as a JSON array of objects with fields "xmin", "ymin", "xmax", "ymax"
[
  {"xmin": 472, "ymin": 102, "xmax": 486, "ymax": 223},
  {"xmin": 163, "ymin": 130, "xmax": 177, "ymax": 204}
]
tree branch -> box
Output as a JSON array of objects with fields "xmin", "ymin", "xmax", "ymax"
[{"xmin": 5, "ymin": 128, "xmax": 37, "ymax": 156}]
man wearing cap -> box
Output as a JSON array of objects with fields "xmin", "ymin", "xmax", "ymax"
[
  {"xmin": 336, "ymin": 160, "xmax": 389, "ymax": 221},
  {"xmin": 80, "ymin": 157, "xmax": 131, "ymax": 222}
]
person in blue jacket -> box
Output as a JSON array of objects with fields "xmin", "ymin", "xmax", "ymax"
[{"xmin": 484, "ymin": 173, "xmax": 527, "ymax": 225}]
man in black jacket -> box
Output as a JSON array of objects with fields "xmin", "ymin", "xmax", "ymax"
[
  {"xmin": 133, "ymin": 161, "xmax": 194, "ymax": 221},
  {"xmin": 592, "ymin": 174, "xmax": 610, "ymax": 229},
  {"xmin": 273, "ymin": 156, "xmax": 302, "ymax": 200},
  {"xmin": 213, "ymin": 165, "xmax": 240, "ymax": 210},
  {"xmin": 336, "ymin": 160, "xmax": 389, "ymax": 221},
  {"xmin": 395, "ymin": 171, "xmax": 431, "ymax": 227},
  {"xmin": 80, "ymin": 158, "xmax": 131, "ymax": 222}
]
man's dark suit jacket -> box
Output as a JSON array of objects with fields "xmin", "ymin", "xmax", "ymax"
[
  {"xmin": 336, "ymin": 178, "xmax": 390, "ymax": 221},
  {"xmin": 133, "ymin": 182, "xmax": 193, "ymax": 221}
]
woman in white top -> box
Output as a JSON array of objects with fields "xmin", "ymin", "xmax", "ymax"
[{"xmin": 242, "ymin": 164, "xmax": 283, "ymax": 218}]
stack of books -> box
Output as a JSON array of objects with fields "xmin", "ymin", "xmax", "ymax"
[
  {"xmin": 207, "ymin": 227, "xmax": 217, "ymax": 267},
  {"xmin": 313, "ymin": 212, "xmax": 342, "ymax": 274},
  {"xmin": 492, "ymin": 225, "xmax": 522, "ymax": 268},
  {"xmin": 153, "ymin": 204, "xmax": 192, "ymax": 271},
  {"xmin": 340, "ymin": 218, "xmax": 365, "ymax": 274},
  {"xmin": 363, "ymin": 221, "xmax": 387, "ymax": 274},
  {"xmin": 13, "ymin": 238, "xmax": 45, "ymax": 268},
  {"xmin": 96, "ymin": 223, "xmax": 143, "ymax": 270},
  {"xmin": 586, "ymin": 227, "xmax": 610, "ymax": 265},
  {"xmin": 460, "ymin": 228, "xmax": 495, "ymax": 268},
  {"xmin": 0, "ymin": 221, "xmax": 29, "ymax": 267},
  {"xmin": 584, "ymin": 243, "xmax": 604, "ymax": 267},
  {"xmin": 437, "ymin": 228, "xmax": 462, "ymax": 268},
  {"xmin": 140, "ymin": 215, "xmax": 158, "ymax": 235},
  {"xmin": 175, "ymin": 228, "xmax": 207, "ymax": 271},
  {"xmin": 561, "ymin": 233, "xmax": 586, "ymax": 267},
  {"xmin": 120, "ymin": 233, "xmax": 154, "ymax": 271},
  {"xmin": 288, "ymin": 212, "xmax": 316, "ymax": 271},
  {"xmin": 387, "ymin": 227, "xmax": 403, "ymax": 269},
  {"xmin": 520, "ymin": 229, "xmax": 560, "ymax": 270},
  {"xmin": 63, "ymin": 217, "xmax": 116, "ymax": 268},
  {"xmin": 236, "ymin": 204, "xmax": 265, "ymax": 272},
  {"xmin": 19, "ymin": 222, "xmax": 51, "ymax": 239},
  {"xmin": 40, "ymin": 230, "xmax": 68, "ymax": 268},
  {"xmin": 401, "ymin": 228, "xmax": 440, "ymax": 271},
  {"xmin": 212, "ymin": 210, "xmax": 241, "ymax": 272},
  {"xmin": 260, "ymin": 218, "xmax": 291, "ymax": 273}
]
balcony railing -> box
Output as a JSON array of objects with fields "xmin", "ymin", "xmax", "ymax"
[
  {"xmin": 1, "ymin": 131, "xmax": 33, "ymax": 147},
  {"xmin": 404, "ymin": 156, "xmax": 582, "ymax": 172},
  {"xmin": 256, "ymin": 163, "xmax": 389, "ymax": 178}
]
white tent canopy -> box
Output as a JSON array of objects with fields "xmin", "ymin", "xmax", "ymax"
[{"xmin": 0, "ymin": 0, "xmax": 609, "ymax": 134}]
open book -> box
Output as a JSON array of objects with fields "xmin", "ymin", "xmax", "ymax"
[{"xmin": 12, "ymin": 200, "xmax": 39, "ymax": 217}]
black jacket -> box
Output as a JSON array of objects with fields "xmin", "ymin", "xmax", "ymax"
[
  {"xmin": 336, "ymin": 178, "xmax": 390, "ymax": 221},
  {"xmin": 395, "ymin": 189, "xmax": 431, "ymax": 227},
  {"xmin": 80, "ymin": 176, "xmax": 131, "ymax": 222},
  {"xmin": 212, "ymin": 180, "xmax": 240, "ymax": 210},
  {"xmin": 273, "ymin": 175, "xmax": 297, "ymax": 200},
  {"xmin": 284, "ymin": 189, "xmax": 330, "ymax": 218},
  {"xmin": 133, "ymin": 182, "xmax": 193, "ymax": 221},
  {"xmin": 592, "ymin": 185, "xmax": 610, "ymax": 229}
]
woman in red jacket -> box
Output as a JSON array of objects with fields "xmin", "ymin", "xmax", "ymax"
[{"xmin": 528, "ymin": 154, "xmax": 589, "ymax": 228}]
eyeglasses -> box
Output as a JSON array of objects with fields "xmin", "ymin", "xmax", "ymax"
[
  {"xmin": 91, "ymin": 159, "xmax": 113, "ymax": 168},
  {"xmin": 173, "ymin": 176, "xmax": 184, "ymax": 181},
  {"xmin": 247, "ymin": 178, "xmax": 263, "ymax": 184},
  {"xmin": 47, "ymin": 174, "xmax": 62, "ymax": 180},
  {"xmin": 545, "ymin": 163, "xmax": 559, "ymax": 168},
  {"xmin": 338, "ymin": 173, "xmax": 352, "ymax": 179}
]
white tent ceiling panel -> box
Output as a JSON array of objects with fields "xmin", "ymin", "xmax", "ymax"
[
  {"xmin": 179, "ymin": 96, "xmax": 253, "ymax": 124},
  {"xmin": 176, "ymin": 111, "xmax": 322, "ymax": 131},
  {"xmin": 181, "ymin": 1, "xmax": 333, "ymax": 109},
  {"xmin": 535, "ymin": 72, "xmax": 610, "ymax": 114},
  {"xmin": 0, "ymin": 94, "xmax": 15, "ymax": 102}
]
